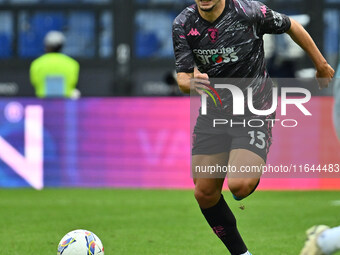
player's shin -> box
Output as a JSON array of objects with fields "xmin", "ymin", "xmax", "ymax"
[{"xmin": 200, "ymin": 194, "xmax": 249, "ymax": 255}]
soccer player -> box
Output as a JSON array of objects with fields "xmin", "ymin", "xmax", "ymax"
[
  {"xmin": 172, "ymin": 0, "xmax": 334, "ymax": 254},
  {"xmin": 300, "ymin": 225, "xmax": 340, "ymax": 255}
]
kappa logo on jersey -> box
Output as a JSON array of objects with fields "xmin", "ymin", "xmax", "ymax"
[
  {"xmin": 208, "ymin": 28, "xmax": 218, "ymax": 43},
  {"xmin": 193, "ymin": 47, "xmax": 239, "ymax": 65},
  {"xmin": 187, "ymin": 28, "xmax": 201, "ymax": 36}
]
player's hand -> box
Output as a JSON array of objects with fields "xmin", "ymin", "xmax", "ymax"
[
  {"xmin": 191, "ymin": 72, "xmax": 210, "ymax": 95},
  {"xmin": 316, "ymin": 63, "xmax": 335, "ymax": 89}
]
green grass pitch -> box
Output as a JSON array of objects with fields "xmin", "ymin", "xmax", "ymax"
[{"xmin": 1, "ymin": 189, "xmax": 340, "ymax": 255}]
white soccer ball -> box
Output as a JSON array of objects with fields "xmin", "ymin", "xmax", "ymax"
[{"xmin": 57, "ymin": 229, "xmax": 104, "ymax": 255}]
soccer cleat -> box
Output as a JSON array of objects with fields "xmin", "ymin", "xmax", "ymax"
[
  {"xmin": 299, "ymin": 225, "xmax": 330, "ymax": 255},
  {"xmin": 232, "ymin": 194, "xmax": 244, "ymax": 201}
]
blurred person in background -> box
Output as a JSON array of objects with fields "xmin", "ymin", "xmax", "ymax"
[
  {"xmin": 300, "ymin": 225, "xmax": 340, "ymax": 255},
  {"xmin": 30, "ymin": 31, "xmax": 80, "ymax": 98}
]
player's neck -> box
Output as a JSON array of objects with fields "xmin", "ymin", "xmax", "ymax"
[{"xmin": 198, "ymin": 0, "xmax": 226, "ymax": 23}]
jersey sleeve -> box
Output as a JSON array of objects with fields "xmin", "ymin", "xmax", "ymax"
[
  {"xmin": 172, "ymin": 20, "xmax": 195, "ymax": 73},
  {"xmin": 252, "ymin": 1, "xmax": 291, "ymax": 35}
]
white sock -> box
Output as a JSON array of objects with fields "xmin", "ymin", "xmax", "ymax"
[
  {"xmin": 240, "ymin": 251, "xmax": 252, "ymax": 255},
  {"xmin": 317, "ymin": 226, "xmax": 340, "ymax": 255}
]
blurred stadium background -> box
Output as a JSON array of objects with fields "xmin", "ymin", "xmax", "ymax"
[
  {"xmin": 0, "ymin": 0, "xmax": 339, "ymax": 96},
  {"xmin": 0, "ymin": 0, "xmax": 339, "ymax": 254}
]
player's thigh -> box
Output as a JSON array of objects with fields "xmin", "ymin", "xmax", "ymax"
[
  {"xmin": 227, "ymin": 148, "xmax": 264, "ymax": 179},
  {"xmin": 192, "ymin": 153, "xmax": 229, "ymax": 207},
  {"xmin": 227, "ymin": 149, "xmax": 264, "ymax": 196},
  {"xmin": 191, "ymin": 132, "xmax": 231, "ymax": 203},
  {"xmin": 192, "ymin": 152, "xmax": 228, "ymax": 189},
  {"xmin": 226, "ymin": 122, "xmax": 271, "ymax": 190},
  {"xmin": 192, "ymin": 132, "xmax": 231, "ymax": 179}
]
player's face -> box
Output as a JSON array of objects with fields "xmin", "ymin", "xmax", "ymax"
[{"xmin": 195, "ymin": 0, "xmax": 222, "ymax": 12}]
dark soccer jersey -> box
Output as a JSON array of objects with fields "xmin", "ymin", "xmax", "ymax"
[
  {"xmin": 172, "ymin": 0, "xmax": 291, "ymax": 116},
  {"xmin": 173, "ymin": 0, "xmax": 291, "ymax": 76}
]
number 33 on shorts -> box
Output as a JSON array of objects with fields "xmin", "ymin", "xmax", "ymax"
[{"xmin": 248, "ymin": 131, "xmax": 266, "ymax": 149}]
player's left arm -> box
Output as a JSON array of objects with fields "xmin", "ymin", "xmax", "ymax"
[{"xmin": 286, "ymin": 18, "xmax": 335, "ymax": 88}]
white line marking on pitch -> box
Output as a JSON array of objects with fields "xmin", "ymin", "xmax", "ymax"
[{"xmin": 331, "ymin": 200, "xmax": 340, "ymax": 206}]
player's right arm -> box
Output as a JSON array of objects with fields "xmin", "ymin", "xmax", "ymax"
[
  {"xmin": 176, "ymin": 72, "xmax": 193, "ymax": 94},
  {"xmin": 177, "ymin": 70, "xmax": 209, "ymax": 94},
  {"xmin": 172, "ymin": 14, "xmax": 210, "ymax": 94},
  {"xmin": 173, "ymin": 16, "xmax": 208, "ymax": 94}
]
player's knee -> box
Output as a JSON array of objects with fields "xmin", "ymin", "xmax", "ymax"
[
  {"xmin": 194, "ymin": 186, "xmax": 220, "ymax": 206},
  {"xmin": 228, "ymin": 179, "xmax": 254, "ymax": 199}
]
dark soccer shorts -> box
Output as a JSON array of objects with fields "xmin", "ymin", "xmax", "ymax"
[{"xmin": 192, "ymin": 115, "xmax": 274, "ymax": 162}]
